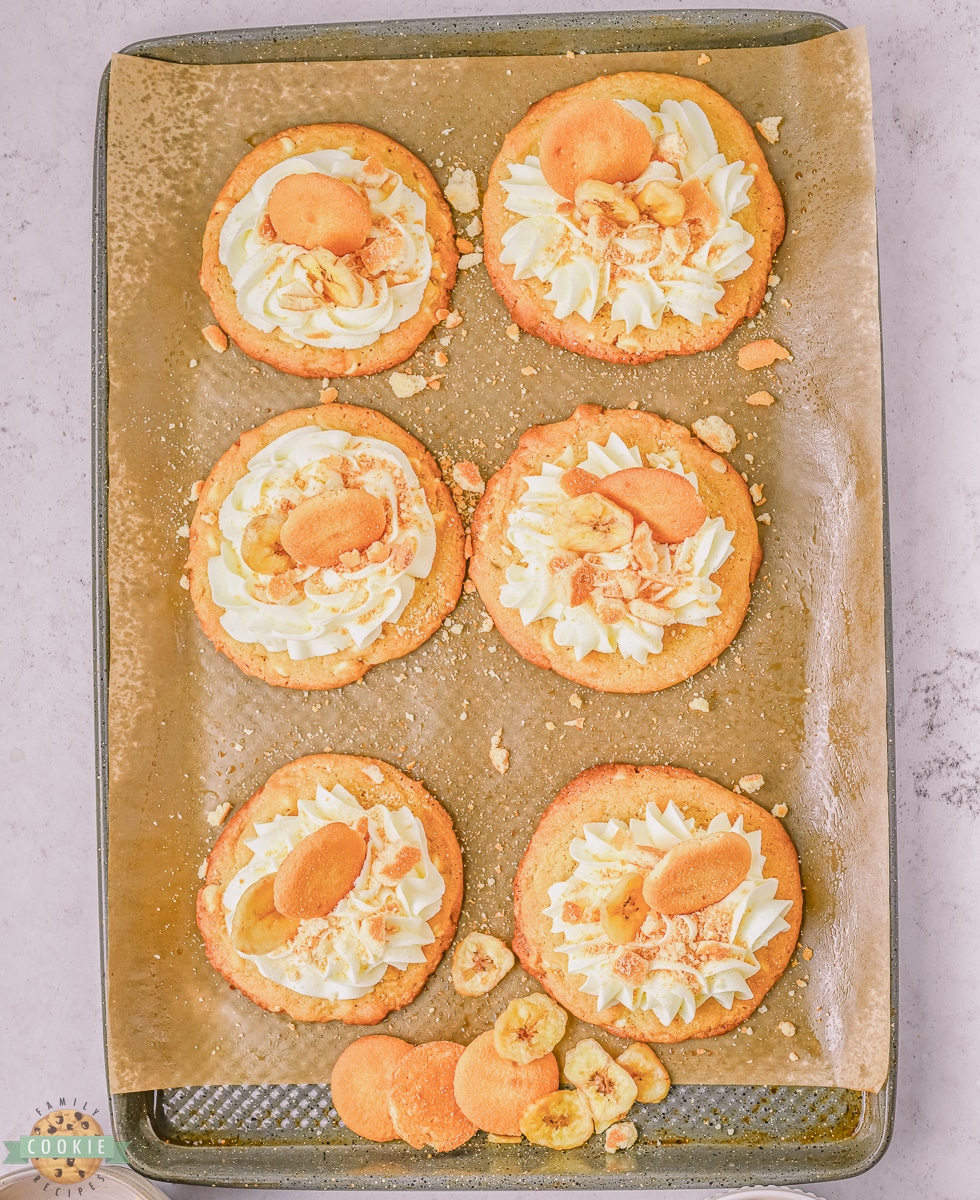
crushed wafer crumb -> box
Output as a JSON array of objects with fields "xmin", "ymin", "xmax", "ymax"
[
  {"xmin": 749, "ymin": 483, "xmax": 766, "ymax": 505},
  {"xmin": 489, "ymin": 729, "xmax": 510, "ymax": 775},
  {"xmin": 445, "ymin": 167, "xmax": 479, "ymax": 212},
  {"xmin": 520, "ymin": 365, "xmax": 538, "ymax": 376},
  {"xmin": 757, "ymin": 512, "xmax": 772, "ymax": 525},
  {"xmin": 697, "ymin": 53, "xmax": 711, "ymax": 65},
  {"xmin": 569, "ymin": 693, "xmax": 582, "ymax": 709},
  {"xmin": 189, "ymin": 480, "xmax": 203, "ymax": 502},
  {"xmin": 463, "ymin": 579, "xmax": 476, "ymax": 593},
  {"xmin": 789, "ymin": 1051, "xmax": 799, "ymax": 1062},
  {"xmin": 465, "ymin": 215, "xmax": 483, "ymax": 238},
  {"xmin": 202, "ymin": 324, "xmax": 228, "ymax": 353},
  {"xmin": 505, "ymin": 323, "xmax": 520, "ymax": 341},
  {"xmin": 453, "ymin": 461, "xmax": 485, "ymax": 493},
  {"xmin": 198, "ymin": 859, "xmax": 208, "ymax": 880},
  {"xmin": 177, "ymin": 523, "xmax": 190, "ymax": 539},
  {"xmin": 444, "ymin": 309, "xmax": 463, "ymax": 329},
  {"xmin": 738, "ymin": 338, "xmax": 791, "ymax": 371},
  {"xmin": 746, "ymin": 390, "xmax": 776, "ymax": 407},
  {"xmin": 433, "ymin": 350, "xmax": 449, "ymax": 368},
  {"xmin": 802, "ymin": 947, "xmax": 813, "ymax": 961},
  {"xmin": 426, "ymin": 374, "xmax": 445, "ymax": 389},
  {"xmin": 480, "ymin": 615, "xmax": 494, "ymax": 633},
  {"xmin": 455, "ymin": 236, "xmax": 475, "ymax": 254},
  {"xmin": 778, "ymin": 1022, "xmax": 796, "ymax": 1037},
  {"xmin": 755, "ymin": 116, "xmax": 784, "ymax": 144},
  {"xmin": 688, "ymin": 697, "xmax": 710, "ymax": 713},
  {"xmin": 737, "ymin": 774, "xmax": 765, "ymax": 795},
  {"xmin": 179, "ymin": 574, "xmax": 190, "ymax": 590},
  {"xmin": 692, "ymin": 415, "xmax": 737, "ymax": 454},
  {"xmin": 319, "ymin": 386, "xmax": 339, "ymax": 404},
  {"xmin": 459, "ymin": 250, "xmax": 483, "ymax": 270},
  {"xmin": 389, "ymin": 372, "xmax": 428, "ymax": 398},
  {"xmin": 772, "ymin": 802, "xmax": 789, "ymax": 818},
  {"xmin": 206, "ymin": 801, "xmax": 232, "ymax": 827}
]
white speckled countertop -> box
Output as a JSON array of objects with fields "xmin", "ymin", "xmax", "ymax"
[{"xmin": 1, "ymin": 1, "xmax": 977, "ymax": 1197}]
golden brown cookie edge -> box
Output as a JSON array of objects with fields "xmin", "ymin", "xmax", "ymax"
[
  {"xmin": 185, "ymin": 403, "xmax": 466, "ymax": 690},
  {"xmin": 200, "ymin": 123, "xmax": 458, "ymax": 378},
  {"xmin": 196, "ymin": 754, "xmax": 464, "ymax": 1024},
  {"xmin": 482, "ymin": 72, "xmax": 785, "ymax": 363},
  {"xmin": 469, "ymin": 404, "xmax": 761, "ymax": 693},
  {"xmin": 512, "ymin": 763, "xmax": 802, "ymax": 1043}
]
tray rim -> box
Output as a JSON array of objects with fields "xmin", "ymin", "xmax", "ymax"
[{"xmin": 92, "ymin": 7, "xmax": 897, "ymax": 1190}]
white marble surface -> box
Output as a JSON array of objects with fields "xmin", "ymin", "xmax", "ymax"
[{"xmin": 1, "ymin": 0, "xmax": 977, "ymax": 1197}]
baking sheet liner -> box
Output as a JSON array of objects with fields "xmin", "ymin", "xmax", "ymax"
[{"xmin": 104, "ymin": 26, "xmax": 887, "ymax": 1095}]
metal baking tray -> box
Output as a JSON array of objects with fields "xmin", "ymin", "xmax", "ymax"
[{"xmin": 92, "ymin": 8, "xmax": 896, "ymax": 1189}]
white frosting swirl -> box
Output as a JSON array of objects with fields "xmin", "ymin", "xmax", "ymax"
[
  {"xmin": 222, "ymin": 782, "xmax": 445, "ymax": 1000},
  {"xmin": 544, "ymin": 801, "xmax": 793, "ymax": 1026},
  {"xmin": 219, "ymin": 149, "xmax": 432, "ymax": 350},
  {"xmin": 498, "ymin": 433, "xmax": 735, "ymax": 664},
  {"xmin": 499, "ymin": 99, "xmax": 755, "ymax": 331},
  {"xmin": 209, "ymin": 427, "xmax": 436, "ymax": 660}
]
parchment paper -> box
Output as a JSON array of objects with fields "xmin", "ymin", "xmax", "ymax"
[{"xmin": 104, "ymin": 27, "xmax": 889, "ymax": 1095}]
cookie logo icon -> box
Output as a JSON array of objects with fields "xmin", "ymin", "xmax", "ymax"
[{"xmin": 29, "ymin": 1110, "xmax": 104, "ymax": 1183}]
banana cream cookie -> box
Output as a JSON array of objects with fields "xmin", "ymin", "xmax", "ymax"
[
  {"xmin": 469, "ymin": 404, "xmax": 760, "ymax": 693},
  {"xmin": 513, "ymin": 764, "xmax": 802, "ymax": 1042},
  {"xmin": 186, "ymin": 404, "xmax": 465, "ymax": 689},
  {"xmin": 197, "ymin": 754, "xmax": 464, "ymax": 1024},
  {"xmin": 483, "ymin": 73, "xmax": 784, "ymax": 363},
  {"xmin": 201, "ymin": 124, "xmax": 458, "ymax": 377}
]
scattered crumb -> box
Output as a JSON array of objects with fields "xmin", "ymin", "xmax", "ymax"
[
  {"xmin": 178, "ymin": 574, "xmax": 190, "ymax": 590},
  {"xmin": 189, "ymin": 358, "xmax": 198, "ymax": 368},
  {"xmin": 746, "ymin": 390, "xmax": 776, "ymax": 407},
  {"xmin": 319, "ymin": 386, "xmax": 339, "ymax": 404},
  {"xmin": 520, "ymin": 365, "xmax": 538, "ymax": 376},
  {"xmin": 433, "ymin": 350, "xmax": 449, "ymax": 368},
  {"xmin": 389, "ymin": 371, "xmax": 428, "ymax": 398},
  {"xmin": 455, "ymin": 236, "xmax": 475, "ymax": 254},
  {"xmin": 206, "ymin": 801, "xmax": 232, "ymax": 828},
  {"xmin": 692, "ymin": 415, "xmax": 737, "ymax": 454},
  {"xmin": 755, "ymin": 116, "xmax": 784, "ymax": 144},
  {"xmin": 757, "ymin": 512, "xmax": 772, "ymax": 525},
  {"xmin": 505, "ymin": 323, "xmax": 520, "ymax": 342},
  {"xmin": 789, "ymin": 1051, "xmax": 800, "ymax": 1062},
  {"xmin": 565, "ymin": 50, "xmax": 575, "ymax": 59},
  {"xmin": 198, "ymin": 859, "xmax": 208, "ymax": 880},
  {"xmin": 778, "ymin": 1021, "xmax": 796, "ymax": 1037},
  {"xmin": 361, "ymin": 763, "xmax": 385, "ymax": 785},
  {"xmin": 564, "ymin": 717, "xmax": 585, "ymax": 729},
  {"xmin": 545, "ymin": 721, "xmax": 556, "ymax": 731},
  {"xmin": 445, "ymin": 167, "xmax": 479, "ymax": 212},
  {"xmin": 802, "ymin": 947, "xmax": 813, "ymax": 961},
  {"xmin": 772, "ymin": 802, "xmax": 789, "ymax": 818},
  {"xmin": 737, "ymin": 773, "xmax": 765, "ymax": 795},
  {"xmin": 489, "ymin": 730, "xmax": 510, "ymax": 775},
  {"xmin": 604, "ymin": 1122, "xmax": 638, "ymax": 1153},
  {"xmin": 458, "ymin": 250, "xmax": 484, "ymax": 270},
  {"xmin": 202, "ymin": 324, "xmax": 228, "ymax": 353},
  {"xmin": 697, "ymin": 53, "xmax": 711, "ymax": 65},
  {"xmin": 768, "ymin": 273, "xmax": 781, "ymax": 287},
  {"xmin": 426, "ymin": 374, "xmax": 445, "ymax": 389},
  {"xmin": 444, "ymin": 309, "xmax": 463, "ymax": 329},
  {"xmin": 465, "ymin": 215, "xmax": 483, "ymax": 238},
  {"xmin": 189, "ymin": 480, "xmax": 203, "ymax": 502},
  {"xmin": 453, "ymin": 461, "xmax": 485, "ymax": 494},
  {"xmin": 463, "ymin": 579, "xmax": 476, "ymax": 594},
  {"xmin": 569, "ymin": 693, "xmax": 582, "ymax": 709},
  {"xmin": 688, "ymin": 697, "xmax": 710, "ymax": 713},
  {"xmin": 177, "ymin": 523, "xmax": 190, "ymax": 539},
  {"xmin": 737, "ymin": 338, "xmax": 791, "ymax": 371},
  {"xmin": 480, "ymin": 615, "xmax": 494, "ymax": 634},
  {"xmin": 749, "ymin": 482, "xmax": 766, "ymax": 506}
]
